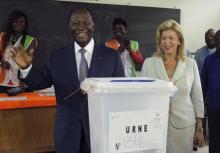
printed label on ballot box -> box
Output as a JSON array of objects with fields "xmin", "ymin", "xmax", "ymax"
[{"xmin": 109, "ymin": 110, "xmax": 164, "ymax": 153}]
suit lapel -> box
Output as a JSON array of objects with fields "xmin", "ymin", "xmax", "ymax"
[
  {"xmin": 154, "ymin": 57, "xmax": 187, "ymax": 82},
  {"xmin": 88, "ymin": 45, "xmax": 103, "ymax": 77},
  {"xmin": 154, "ymin": 57, "xmax": 169, "ymax": 81},
  {"xmin": 172, "ymin": 59, "xmax": 187, "ymax": 82},
  {"xmin": 66, "ymin": 43, "xmax": 79, "ymax": 84}
]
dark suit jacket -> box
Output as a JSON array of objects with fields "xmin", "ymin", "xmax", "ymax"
[{"xmin": 22, "ymin": 42, "xmax": 124, "ymax": 153}]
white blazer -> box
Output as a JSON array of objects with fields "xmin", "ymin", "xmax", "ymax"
[{"xmin": 141, "ymin": 57, "xmax": 204, "ymax": 128}]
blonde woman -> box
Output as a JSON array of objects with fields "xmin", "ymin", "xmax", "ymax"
[{"xmin": 141, "ymin": 19, "xmax": 204, "ymax": 153}]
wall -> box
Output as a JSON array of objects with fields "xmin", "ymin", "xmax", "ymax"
[
  {"xmin": 59, "ymin": 0, "xmax": 220, "ymax": 52},
  {"xmin": 0, "ymin": 0, "xmax": 179, "ymax": 68}
]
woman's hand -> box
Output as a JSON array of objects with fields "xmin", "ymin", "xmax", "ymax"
[
  {"xmin": 194, "ymin": 118, "xmax": 204, "ymax": 147},
  {"xmin": 194, "ymin": 128, "xmax": 204, "ymax": 147}
]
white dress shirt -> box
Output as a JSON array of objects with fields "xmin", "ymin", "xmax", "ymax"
[
  {"xmin": 120, "ymin": 50, "xmax": 133, "ymax": 77},
  {"xmin": 75, "ymin": 38, "xmax": 94, "ymax": 77}
]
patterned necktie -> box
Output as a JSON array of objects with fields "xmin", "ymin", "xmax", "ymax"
[{"xmin": 79, "ymin": 48, "xmax": 88, "ymax": 82}]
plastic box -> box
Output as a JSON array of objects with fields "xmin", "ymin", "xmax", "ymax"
[{"xmin": 81, "ymin": 77, "xmax": 176, "ymax": 153}]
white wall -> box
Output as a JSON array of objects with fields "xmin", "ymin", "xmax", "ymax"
[{"xmin": 58, "ymin": 0, "xmax": 220, "ymax": 52}]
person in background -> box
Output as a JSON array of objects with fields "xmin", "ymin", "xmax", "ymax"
[
  {"xmin": 0, "ymin": 10, "xmax": 37, "ymax": 93},
  {"xmin": 141, "ymin": 19, "xmax": 204, "ymax": 153},
  {"xmin": 195, "ymin": 28, "xmax": 216, "ymax": 73},
  {"xmin": 106, "ymin": 17, "xmax": 143, "ymax": 77},
  {"xmin": 185, "ymin": 48, "xmax": 199, "ymax": 152},
  {"xmin": 195, "ymin": 28, "xmax": 216, "ymax": 145},
  {"xmin": 10, "ymin": 8, "xmax": 124, "ymax": 153},
  {"xmin": 201, "ymin": 29, "xmax": 220, "ymax": 153}
]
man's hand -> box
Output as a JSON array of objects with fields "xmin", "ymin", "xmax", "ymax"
[
  {"xmin": 118, "ymin": 38, "xmax": 131, "ymax": 53},
  {"xmin": 0, "ymin": 60, "xmax": 11, "ymax": 70},
  {"xmin": 124, "ymin": 37, "xmax": 132, "ymax": 52},
  {"xmin": 118, "ymin": 45, "xmax": 125, "ymax": 52},
  {"xmin": 10, "ymin": 45, "xmax": 34, "ymax": 69}
]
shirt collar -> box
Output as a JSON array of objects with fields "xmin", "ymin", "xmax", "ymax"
[
  {"xmin": 74, "ymin": 38, "xmax": 94, "ymax": 54},
  {"xmin": 208, "ymin": 47, "xmax": 216, "ymax": 53}
]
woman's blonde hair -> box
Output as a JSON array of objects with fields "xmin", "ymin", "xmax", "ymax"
[{"xmin": 154, "ymin": 19, "xmax": 186, "ymax": 61}]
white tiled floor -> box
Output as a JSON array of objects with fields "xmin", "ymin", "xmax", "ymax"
[
  {"xmin": 193, "ymin": 139, "xmax": 209, "ymax": 153},
  {"xmin": 194, "ymin": 145, "xmax": 208, "ymax": 153}
]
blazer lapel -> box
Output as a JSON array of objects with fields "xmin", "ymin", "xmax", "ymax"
[
  {"xmin": 154, "ymin": 57, "xmax": 169, "ymax": 81},
  {"xmin": 66, "ymin": 43, "xmax": 79, "ymax": 85},
  {"xmin": 87, "ymin": 45, "xmax": 103, "ymax": 77},
  {"xmin": 172, "ymin": 59, "xmax": 187, "ymax": 82}
]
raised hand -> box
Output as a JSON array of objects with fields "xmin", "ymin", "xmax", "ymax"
[
  {"xmin": 10, "ymin": 45, "xmax": 34, "ymax": 69},
  {"xmin": 118, "ymin": 45, "xmax": 125, "ymax": 52},
  {"xmin": 124, "ymin": 37, "xmax": 132, "ymax": 52}
]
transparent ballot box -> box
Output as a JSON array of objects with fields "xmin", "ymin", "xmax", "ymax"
[{"xmin": 81, "ymin": 77, "xmax": 176, "ymax": 153}]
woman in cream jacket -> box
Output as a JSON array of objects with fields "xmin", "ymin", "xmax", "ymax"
[{"xmin": 141, "ymin": 19, "xmax": 204, "ymax": 153}]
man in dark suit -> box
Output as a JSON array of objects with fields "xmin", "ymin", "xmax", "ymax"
[{"xmin": 11, "ymin": 8, "xmax": 124, "ymax": 153}]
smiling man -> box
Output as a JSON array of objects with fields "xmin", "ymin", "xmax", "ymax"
[{"xmin": 11, "ymin": 8, "xmax": 124, "ymax": 153}]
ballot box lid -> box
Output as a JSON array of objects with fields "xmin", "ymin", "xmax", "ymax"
[{"xmin": 81, "ymin": 77, "xmax": 176, "ymax": 94}]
